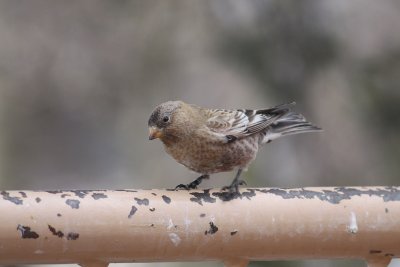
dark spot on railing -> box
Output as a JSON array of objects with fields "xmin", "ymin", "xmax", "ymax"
[
  {"xmin": 254, "ymin": 187, "xmax": 400, "ymax": 204},
  {"xmin": 149, "ymin": 207, "xmax": 155, "ymax": 212},
  {"xmin": 72, "ymin": 190, "xmax": 90, "ymax": 198},
  {"xmin": 134, "ymin": 197, "xmax": 149, "ymax": 206},
  {"xmin": 200, "ymin": 213, "xmax": 206, "ymax": 217},
  {"xmin": 162, "ymin": 195, "xmax": 171, "ymax": 204},
  {"xmin": 190, "ymin": 189, "xmax": 216, "ymax": 206},
  {"xmin": 1, "ymin": 191, "xmax": 23, "ymax": 205},
  {"xmin": 205, "ymin": 222, "xmax": 218, "ymax": 235},
  {"xmin": 230, "ymin": 230, "xmax": 238, "ymax": 236},
  {"xmin": 17, "ymin": 224, "xmax": 39, "ymax": 239},
  {"xmin": 151, "ymin": 192, "xmax": 157, "ymax": 196},
  {"xmin": 370, "ymin": 250, "xmax": 382, "ymax": 254},
  {"xmin": 65, "ymin": 199, "xmax": 80, "ymax": 209},
  {"xmin": 385, "ymin": 253, "xmax": 394, "ymax": 257},
  {"xmin": 61, "ymin": 194, "xmax": 70, "ymax": 198},
  {"xmin": 128, "ymin": 205, "xmax": 138, "ymax": 218},
  {"xmin": 19, "ymin": 191, "xmax": 27, "ymax": 198},
  {"xmin": 57, "ymin": 213, "xmax": 62, "ymax": 217},
  {"xmin": 46, "ymin": 190, "xmax": 64, "ymax": 194},
  {"xmin": 92, "ymin": 193, "xmax": 107, "ymax": 200},
  {"xmin": 67, "ymin": 232, "xmax": 79, "ymax": 240},
  {"xmin": 35, "ymin": 197, "xmax": 41, "ymax": 203},
  {"xmin": 48, "ymin": 225, "xmax": 64, "ymax": 238},
  {"xmin": 115, "ymin": 189, "xmax": 138, "ymax": 193},
  {"xmin": 385, "ymin": 208, "xmax": 389, "ymax": 213}
]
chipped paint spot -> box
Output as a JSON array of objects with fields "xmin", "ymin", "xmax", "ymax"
[
  {"xmin": 167, "ymin": 219, "xmax": 176, "ymax": 230},
  {"xmin": 200, "ymin": 213, "xmax": 206, "ymax": 218},
  {"xmin": 66, "ymin": 232, "xmax": 79, "ymax": 240},
  {"xmin": 48, "ymin": 225, "xmax": 64, "ymax": 238},
  {"xmin": 115, "ymin": 189, "xmax": 138, "ymax": 193},
  {"xmin": 205, "ymin": 222, "xmax": 218, "ymax": 235},
  {"xmin": 1, "ymin": 191, "xmax": 23, "ymax": 205},
  {"xmin": 65, "ymin": 199, "xmax": 80, "ymax": 209},
  {"xmin": 72, "ymin": 190, "xmax": 90, "ymax": 198},
  {"xmin": 168, "ymin": 233, "xmax": 181, "ymax": 246},
  {"xmin": 385, "ymin": 208, "xmax": 389, "ymax": 213},
  {"xmin": 162, "ymin": 195, "xmax": 171, "ymax": 204},
  {"xmin": 190, "ymin": 189, "xmax": 216, "ymax": 206},
  {"xmin": 57, "ymin": 213, "xmax": 62, "ymax": 217},
  {"xmin": 347, "ymin": 212, "xmax": 358, "ymax": 234},
  {"xmin": 151, "ymin": 192, "xmax": 157, "ymax": 196},
  {"xmin": 128, "ymin": 206, "xmax": 138, "ymax": 218},
  {"xmin": 19, "ymin": 191, "xmax": 27, "ymax": 198},
  {"xmin": 134, "ymin": 197, "xmax": 149, "ymax": 206},
  {"xmin": 92, "ymin": 193, "xmax": 107, "ymax": 200},
  {"xmin": 370, "ymin": 250, "xmax": 382, "ymax": 254},
  {"xmin": 231, "ymin": 230, "xmax": 238, "ymax": 236},
  {"xmin": 17, "ymin": 225, "xmax": 39, "ymax": 239},
  {"xmin": 149, "ymin": 207, "xmax": 155, "ymax": 212},
  {"xmin": 35, "ymin": 197, "xmax": 42, "ymax": 203},
  {"xmin": 256, "ymin": 187, "xmax": 400, "ymax": 204}
]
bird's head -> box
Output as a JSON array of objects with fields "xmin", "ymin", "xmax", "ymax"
[{"xmin": 148, "ymin": 101, "xmax": 184, "ymax": 141}]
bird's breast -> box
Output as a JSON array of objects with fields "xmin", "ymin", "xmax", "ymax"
[{"xmin": 163, "ymin": 134, "xmax": 260, "ymax": 174}]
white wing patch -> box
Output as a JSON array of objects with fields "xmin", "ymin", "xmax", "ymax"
[{"xmin": 205, "ymin": 109, "xmax": 282, "ymax": 141}]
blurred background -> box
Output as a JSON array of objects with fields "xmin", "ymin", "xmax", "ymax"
[{"xmin": 0, "ymin": 1, "xmax": 399, "ymax": 267}]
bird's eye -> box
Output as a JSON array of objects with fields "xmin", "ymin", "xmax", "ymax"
[{"xmin": 162, "ymin": 116, "xmax": 170, "ymax": 123}]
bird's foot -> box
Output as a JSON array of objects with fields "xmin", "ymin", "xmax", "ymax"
[
  {"xmin": 220, "ymin": 179, "xmax": 247, "ymax": 200},
  {"xmin": 175, "ymin": 174, "xmax": 209, "ymax": 191}
]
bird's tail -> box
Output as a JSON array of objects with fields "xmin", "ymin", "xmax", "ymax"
[{"xmin": 261, "ymin": 107, "xmax": 322, "ymax": 144}]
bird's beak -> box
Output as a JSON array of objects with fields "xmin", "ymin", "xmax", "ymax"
[{"xmin": 148, "ymin": 126, "xmax": 162, "ymax": 140}]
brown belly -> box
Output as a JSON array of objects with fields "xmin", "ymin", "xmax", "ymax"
[{"xmin": 164, "ymin": 135, "xmax": 260, "ymax": 174}]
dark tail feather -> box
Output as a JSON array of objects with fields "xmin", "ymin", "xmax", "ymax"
[{"xmin": 262, "ymin": 111, "xmax": 322, "ymax": 143}]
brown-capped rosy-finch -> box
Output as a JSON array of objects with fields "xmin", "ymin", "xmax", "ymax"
[{"xmin": 148, "ymin": 100, "xmax": 321, "ymax": 195}]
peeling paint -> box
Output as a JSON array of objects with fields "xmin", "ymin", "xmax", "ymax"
[
  {"xmin": 167, "ymin": 219, "xmax": 177, "ymax": 230},
  {"xmin": 162, "ymin": 195, "xmax": 171, "ymax": 204},
  {"xmin": 48, "ymin": 225, "xmax": 64, "ymax": 238},
  {"xmin": 205, "ymin": 222, "xmax": 218, "ymax": 235},
  {"xmin": 168, "ymin": 233, "xmax": 181, "ymax": 246},
  {"xmin": 65, "ymin": 199, "xmax": 80, "ymax": 209},
  {"xmin": 92, "ymin": 193, "xmax": 107, "ymax": 200},
  {"xmin": 17, "ymin": 225, "xmax": 39, "ymax": 239},
  {"xmin": 190, "ymin": 189, "xmax": 216, "ymax": 206},
  {"xmin": 134, "ymin": 197, "xmax": 149, "ymax": 206},
  {"xmin": 256, "ymin": 187, "xmax": 400, "ymax": 204},
  {"xmin": 128, "ymin": 206, "xmax": 138, "ymax": 218},
  {"xmin": 347, "ymin": 212, "xmax": 358, "ymax": 234},
  {"xmin": 1, "ymin": 191, "xmax": 23, "ymax": 205},
  {"xmin": 66, "ymin": 232, "xmax": 79, "ymax": 240}
]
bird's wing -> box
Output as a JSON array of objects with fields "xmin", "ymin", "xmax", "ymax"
[{"xmin": 203, "ymin": 103, "xmax": 294, "ymax": 142}]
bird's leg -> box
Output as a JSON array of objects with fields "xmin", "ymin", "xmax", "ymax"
[
  {"xmin": 222, "ymin": 169, "xmax": 246, "ymax": 195},
  {"xmin": 175, "ymin": 174, "xmax": 210, "ymax": 190}
]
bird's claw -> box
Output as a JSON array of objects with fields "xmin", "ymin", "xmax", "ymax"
[
  {"xmin": 175, "ymin": 182, "xmax": 198, "ymax": 190},
  {"xmin": 222, "ymin": 179, "xmax": 246, "ymax": 192}
]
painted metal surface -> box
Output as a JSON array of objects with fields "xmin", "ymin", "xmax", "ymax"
[{"xmin": 0, "ymin": 187, "xmax": 399, "ymax": 266}]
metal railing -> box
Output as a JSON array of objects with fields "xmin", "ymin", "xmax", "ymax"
[{"xmin": 0, "ymin": 187, "xmax": 399, "ymax": 267}]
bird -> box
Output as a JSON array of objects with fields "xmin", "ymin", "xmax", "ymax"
[{"xmin": 148, "ymin": 100, "xmax": 321, "ymax": 196}]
